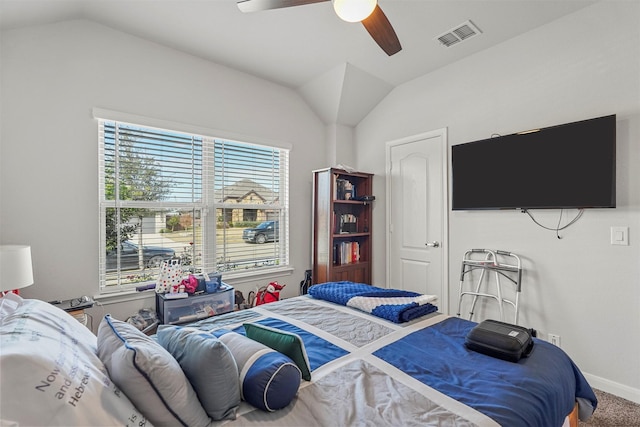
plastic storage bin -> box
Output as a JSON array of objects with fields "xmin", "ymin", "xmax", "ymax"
[{"xmin": 156, "ymin": 283, "xmax": 234, "ymax": 325}]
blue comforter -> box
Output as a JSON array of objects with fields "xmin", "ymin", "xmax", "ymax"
[
  {"xmin": 308, "ymin": 281, "xmax": 438, "ymax": 323},
  {"xmin": 374, "ymin": 316, "xmax": 598, "ymax": 426}
]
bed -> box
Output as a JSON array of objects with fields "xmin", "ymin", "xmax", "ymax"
[{"xmin": 0, "ymin": 283, "xmax": 597, "ymax": 427}]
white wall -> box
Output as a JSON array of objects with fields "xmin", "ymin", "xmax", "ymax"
[
  {"xmin": 356, "ymin": 1, "xmax": 640, "ymax": 401},
  {"xmin": 0, "ymin": 20, "xmax": 327, "ymax": 322}
]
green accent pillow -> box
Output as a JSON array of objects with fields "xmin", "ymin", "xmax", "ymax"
[{"xmin": 243, "ymin": 322, "xmax": 312, "ymax": 381}]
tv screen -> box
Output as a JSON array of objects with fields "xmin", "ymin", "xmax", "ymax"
[{"xmin": 451, "ymin": 114, "xmax": 616, "ymax": 210}]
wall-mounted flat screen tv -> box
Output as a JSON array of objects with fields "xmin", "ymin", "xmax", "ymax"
[{"xmin": 451, "ymin": 114, "xmax": 616, "ymax": 210}]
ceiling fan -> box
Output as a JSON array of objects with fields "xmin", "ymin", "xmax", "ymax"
[{"xmin": 236, "ymin": 0, "xmax": 402, "ymax": 56}]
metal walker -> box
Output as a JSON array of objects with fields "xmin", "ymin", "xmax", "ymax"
[{"xmin": 456, "ymin": 249, "xmax": 523, "ymax": 325}]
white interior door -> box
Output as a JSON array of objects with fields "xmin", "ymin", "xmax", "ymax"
[{"xmin": 386, "ymin": 129, "xmax": 448, "ymax": 311}]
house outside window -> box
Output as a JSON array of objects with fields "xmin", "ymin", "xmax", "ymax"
[{"xmin": 98, "ymin": 118, "xmax": 289, "ymax": 293}]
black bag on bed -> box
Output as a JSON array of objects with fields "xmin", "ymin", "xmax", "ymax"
[{"xmin": 465, "ymin": 319, "xmax": 534, "ymax": 362}]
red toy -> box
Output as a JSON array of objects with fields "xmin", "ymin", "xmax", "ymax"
[{"xmin": 253, "ymin": 281, "xmax": 285, "ymax": 306}]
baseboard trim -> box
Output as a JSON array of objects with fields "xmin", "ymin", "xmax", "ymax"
[{"xmin": 583, "ymin": 372, "xmax": 640, "ymax": 404}]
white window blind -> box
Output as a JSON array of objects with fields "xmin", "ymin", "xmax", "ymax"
[
  {"xmin": 213, "ymin": 139, "xmax": 289, "ymax": 273},
  {"xmin": 98, "ymin": 119, "xmax": 289, "ymax": 293}
]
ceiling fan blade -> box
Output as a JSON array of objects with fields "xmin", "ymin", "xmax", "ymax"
[
  {"xmin": 361, "ymin": 5, "xmax": 402, "ymax": 56},
  {"xmin": 237, "ymin": 0, "xmax": 328, "ymax": 13}
]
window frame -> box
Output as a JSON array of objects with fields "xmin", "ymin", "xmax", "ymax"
[{"xmin": 96, "ymin": 109, "xmax": 291, "ymax": 294}]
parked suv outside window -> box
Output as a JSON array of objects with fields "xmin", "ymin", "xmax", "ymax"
[{"xmin": 242, "ymin": 221, "xmax": 279, "ymax": 244}]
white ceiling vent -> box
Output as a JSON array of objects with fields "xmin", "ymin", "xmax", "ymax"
[{"xmin": 436, "ymin": 20, "xmax": 482, "ymax": 47}]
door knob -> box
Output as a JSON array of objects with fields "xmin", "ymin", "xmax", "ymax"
[{"xmin": 426, "ymin": 241, "xmax": 440, "ymax": 248}]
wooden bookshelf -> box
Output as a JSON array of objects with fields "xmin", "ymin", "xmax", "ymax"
[{"xmin": 312, "ymin": 168, "xmax": 373, "ymax": 285}]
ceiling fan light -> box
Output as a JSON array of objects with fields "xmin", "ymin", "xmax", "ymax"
[{"xmin": 332, "ymin": 0, "xmax": 377, "ymax": 23}]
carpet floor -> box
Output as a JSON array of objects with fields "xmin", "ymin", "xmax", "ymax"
[{"xmin": 579, "ymin": 389, "xmax": 640, "ymax": 426}]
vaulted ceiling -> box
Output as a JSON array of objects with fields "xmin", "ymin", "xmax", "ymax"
[{"xmin": 0, "ymin": 0, "xmax": 596, "ymax": 126}]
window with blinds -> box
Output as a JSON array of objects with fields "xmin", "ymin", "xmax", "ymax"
[{"xmin": 98, "ymin": 119, "xmax": 289, "ymax": 292}]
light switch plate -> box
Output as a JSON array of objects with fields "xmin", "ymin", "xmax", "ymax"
[{"xmin": 610, "ymin": 226, "xmax": 629, "ymax": 246}]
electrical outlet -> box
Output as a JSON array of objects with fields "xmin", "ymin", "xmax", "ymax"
[{"xmin": 548, "ymin": 333, "xmax": 561, "ymax": 347}]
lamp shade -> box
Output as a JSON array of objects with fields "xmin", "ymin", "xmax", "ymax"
[
  {"xmin": 0, "ymin": 245, "xmax": 34, "ymax": 293},
  {"xmin": 332, "ymin": 0, "xmax": 377, "ymax": 23}
]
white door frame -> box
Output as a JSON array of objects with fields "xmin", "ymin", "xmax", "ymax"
[{"xmin": 385, "ymin": 128, "xmax": 450, "ymax": 313}]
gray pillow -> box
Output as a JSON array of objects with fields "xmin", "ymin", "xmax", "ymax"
[
  {"xmin": 157, "ymin": 325, "xmax": 241, "ymax": 420},
  {"xmin": 97, "ymin": 315, "xmax": 211, "ymax": 427}
]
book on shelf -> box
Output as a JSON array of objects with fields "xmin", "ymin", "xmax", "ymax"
[
  {"xmin": 337, "ymin": 213, "xmax": 357, "ymax": 234},
  {"xmin": 333, "ymin": 241, "xmax": 360, "ymax": 265}
]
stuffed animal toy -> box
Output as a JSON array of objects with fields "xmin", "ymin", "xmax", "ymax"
[{"xmin": 254, "ymin": 281, "xmax": 286, "ymax": 306}]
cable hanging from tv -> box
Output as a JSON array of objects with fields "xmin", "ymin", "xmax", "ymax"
[{"xmin": 522, "ymin": 209, "xmax": 585, "ymax": 239}]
